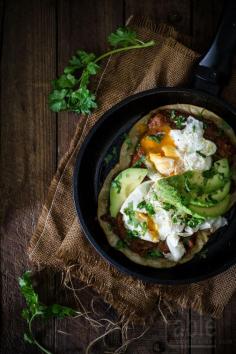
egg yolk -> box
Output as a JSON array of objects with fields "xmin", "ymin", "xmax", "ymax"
[
  {"xmin": 140, "ymin": 125, "xmax": 176, "ymax": 156},
  {"xmin": 137, "ymin": 212, "xmax": 159, "ymax": 242}
]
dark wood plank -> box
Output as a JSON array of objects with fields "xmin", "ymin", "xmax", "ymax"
[
  {"xmin": 57, "ymin": 0, "xmax": 124, "ymax": 160},
  {"xmin": 0, "ymin": 0, "xmax": 57, "ymax": 352},
  {"xmin": 215, "ymin": 293, "xmax": 236, "ymax": 354},
  {"xmin": 191, "ymin": 0, "xmax": 224, "ymax": 53},
  {"xmin": 55, "ymin": 1, "xmax": 124, "ymax": 353},
  {"xmin": 125, "ymin": 0, "xmax": 192, "ymax": 34},
  {"xmin": 190, "ymin": 1, "xmax": 224, "ymax": 353}
]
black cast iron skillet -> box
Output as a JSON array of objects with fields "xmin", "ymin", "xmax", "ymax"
[{"xmin": 74, "ymin": 0, "xmax": 236, "ymax": 284}]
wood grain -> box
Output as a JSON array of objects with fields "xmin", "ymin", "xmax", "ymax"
[
  {"xmin": 55, "ymin": 1, "xmax": 124, "ymax": 352},
  {"xmin": 1, "ymin": 1, "xmax": 236, "ymax": 353},
  {"xmin": 0, "ymin": 0, "xmax": 57, "ymax": 352}
]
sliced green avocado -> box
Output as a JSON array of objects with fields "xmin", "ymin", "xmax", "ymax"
[
  {"xmin": 167, "ymin": 159, "xmax": 230, "ymax": 195},
  {"xmin": 188, "ymin": 158, "xmax": 230, "ymax": 193},
  {"xmin": 190, "ymin": 181, "xmax": 231, "ymax": 207},
  {"xmin": 109, "ymin": 168, "xmax": 148, "ymax": 217},
  {"xmin": 156, "ymin": 179, "xmax": 195, "ymax": 216},
  {"xmin": 189, "ymin": 194, "xmax": 230, "ymax": 218}
]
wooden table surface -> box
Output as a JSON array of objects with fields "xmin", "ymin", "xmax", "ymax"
[{"xmin": 1, "ymin": 0, "xmax": 236, "ymax": 353}]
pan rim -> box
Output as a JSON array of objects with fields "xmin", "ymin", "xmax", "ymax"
[{"xmin": 73, "ymin": 87, "xmax": 236, "ymax": 284}]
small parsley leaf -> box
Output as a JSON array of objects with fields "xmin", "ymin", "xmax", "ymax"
[{"xmin": 19, "ymin": 271, "xmax": 77, "ymax": 354}]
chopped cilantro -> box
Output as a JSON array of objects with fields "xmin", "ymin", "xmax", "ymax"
[
  {"xmin": 115, "ymin": 239, "xmax": 127, "ymax": 250},
  {"xmin": 104, "ymin": 146, "xmax": 117, "ymax": 165},
  {"xmin": 124, "ymin": 202, "xmax": 135, "ymax": 221},
  {"xmin": 140, "ymin": 222, "xmax": 148, "ymax": 235},
  {"xmin": 111, "ymin": 174, "xmax": 121, "ymax": 193},
  {"xmin": 147, "ymin": 133, "xmax": 165, "ymax": 143},
  {"xmin": 202, "ymin": 168, "xmax": 216, "ymax": 179},
  {"xmin": 145, "ymin": 249, "xmax": 163, "ymax": 258},
  {"xmin": 170, "ymin": 110, "xmax": 186, "ymax": 129},
  {"xmin": 123, "ymin": 133, "xmax": 132, "ymax": 151},
  {"xmin": 137, "ymin": 200, "xmax": 155, "ymax": 215},
  {"xmin": 172, "ymin": 215, "xmax": 178, "ymax": 224},
  {"xmin": 162, "ymin": 202, "xmax": 173, "ymax": 211},
  {"xmin": 133, "ymin": 155, "xmax": 146, "ymax": 167},
  {"xmin": 126, "ymin": 229, "xmax": 139, "ymax": 239},
  {"xmin": 186, "ymin": 216, "xmax": 203, "ymax": 228}
]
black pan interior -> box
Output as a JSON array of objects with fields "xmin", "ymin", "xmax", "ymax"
[{"xmin": 73, "ymin": 88, "xmax": 236, "ymax": 284}]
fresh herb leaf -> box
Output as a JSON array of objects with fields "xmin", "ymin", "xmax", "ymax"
[
  {"xmin": 137, "ymin": 200, "xmax": 155, "ymax": 215},
  {"xmin": 133, "ymin": 155, "xmax": 146, "ymax": 167},
  {"xmin": 145, "ymin": 249, "xmax": 163, "ymax": 258},
  {"xmin": 123, "ymin": 133, "xmax": 132, "ymax": 151},
  {"xmin": 49, "ymin": 27, "xmax": 155, "ymax": 116},
  {"xmin": 186, "ymin": 216, "xmax": 203, "ymax": 228},
  {"xmin": 162, "ymin": 202, "xmax": 173, "ymax": 211},
  {"xmin": 140, "ymin": 221, "xmax": 148, "ymax": 235},
  {"xmin": 111, "ymin": 175, "xmax": 121, "ymax": 193},
  {"xmin": 104, "ymin": 146, "xmax": 117, "ymax": 165},
  {"xmin": 202, "ymin": 168, "xmax": 216, "ymax": 179},
  {"xmin": 126, "ymin": 229, "xmax": 139, "ymax": 239},
  {"xmin": 19, "ymin": 271, "xmax": 77, "ymax": 354},
  {"xmin": 108, "ymin": 27, "xmax": 140, "ymax": 47},
  {"xmin": 147, "ymin": 133, "xmax": 165, "ymax": 143},
  {"xmin": 170, "ymin": 110, "xmax": 186, "ymax": 129},
  {"xmin": 115, "ymin": 239, "xmax": 127, "ymax": 250},
  {"xmin": 124, "ymin": 202, "xmax": 139, "ymax": 227}
]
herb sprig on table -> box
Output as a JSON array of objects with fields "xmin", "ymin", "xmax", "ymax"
[
  {"xmin": 19, "ymin": 271, "xmax": 77, "ymax": 354},
  {"xmin": 48, "ymin": 27, "xmax": 155, "ymax": 115}
]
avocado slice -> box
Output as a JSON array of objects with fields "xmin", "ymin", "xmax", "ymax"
[
  {"xmin": 189, "ymin": 194, "xmax": 230, "ymax": 218},
  {"xmin": 188, "ymin": 159, "xmax": 230, "ymax": 193},
  {"xmin": 190, "ymin": 181, "xmax": 231, "ymax": 207},
  {"xmin": 155, "ymin": 179, "xmax": 195, "ymax": 216},
  {"xmin": 109, "ymin": 168, "xmax": 148, "ymax": 217},
  {"xmin": 166, "ymin": 159, "xmax": 230, "ymax": 195}
]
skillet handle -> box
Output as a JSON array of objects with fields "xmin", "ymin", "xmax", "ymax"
[{"xmin": 193, "ymin": 0, "xmax": 236, "ymax": 95}]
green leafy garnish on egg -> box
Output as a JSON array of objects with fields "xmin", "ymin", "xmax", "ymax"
[{"xmin": 170, "ymin": 110, "xmax": 186, "ymax": 129}]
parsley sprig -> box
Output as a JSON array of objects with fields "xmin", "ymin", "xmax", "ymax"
[
  {"xmin": 49, "ymin": 27, "xmax": 155, "ymax": 115},
  {"xmin": 19, "ymin": 271, "xmax": 77, "ymax": 354}
]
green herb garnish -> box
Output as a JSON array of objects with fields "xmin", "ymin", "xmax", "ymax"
[
  {"xmin": 126, "ymin": 229, "xmax": 139, "ymax": 239},
  {"xmin": 49, "ymin": 27, "xmax": 155, "ymax": 115},
  {"xmin": 123, "ymin": 133, "xmax": 132, "ymax": 151},
  {"xmin": 115, "ymin": 239, "xmax": 127, "ymax": 250},
  {"xmin": 170, "ymin": 110, "xmax": 186, "ymax": 129},
  {"xmin": 147, "ymin": 133, "xmax": 165, "ymax": 144},
  {"xmin": 202, "ymin": 168, "xmax": 216, "ymax": 179},
  {"xmin": 145, "ymin": 249, "xmax": 163, "ymax": 259},
  {"xmin": 104, "ymin": 146, "xmax": 117, "ymax": 165},
  {"xmin": 186, "ymin": 216, "xmax": 203, "ymax": 228},
  {"xmin": 111, "ymin": 174, "xmax": 121, "ymax": 193},
  {"xmin": 162, "ymin": 202, "xmax": 173, "ymax": 211},
  {"xmin": 19, "ymin": 271, "xmax": 76, "ymax": 354},
  {"xmin": 133, "ymin": 155, "xmax": 146, "ymax": 167},
  {"xmin": 137, "ymin": 200, "xmax": 155, "ymax": 215}
]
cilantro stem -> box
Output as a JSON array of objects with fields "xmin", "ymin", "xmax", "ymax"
[
  {"xmin": 28, "ymin": 314, "xmax": 52, "ymax": 354},
  {"xmin": 94, "ymin": 40, "xmax": 155, "ymax": 63}
]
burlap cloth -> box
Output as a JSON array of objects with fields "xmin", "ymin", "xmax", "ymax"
[{"xmin": 29, "ymin": 16, "xmax": 236, "ymax": 321}]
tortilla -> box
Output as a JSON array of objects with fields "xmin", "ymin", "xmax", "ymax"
[{"xmin": 97, "ymin": 104, "xmax": 236, "ymax": 268}]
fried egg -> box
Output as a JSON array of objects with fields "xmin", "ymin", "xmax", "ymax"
[{"xmin": 120, "ymin": 180, "xmax": 227, "ymax": 262}]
